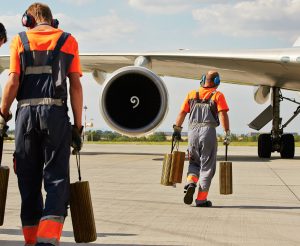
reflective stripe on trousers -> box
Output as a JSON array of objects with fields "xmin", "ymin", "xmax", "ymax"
[
  {"xmin": 36, "ymin": 216, "xmax": 64, "ymax": 246},
  {"xmin": 196, "ymin": 191, "xmax": 208, "ymax": 201},
  {"xmin": 23, "ymin": 225, "xmax": 38, "ymax": 245},
  {"xmin": 186, "ymin": 174, "xmax": 199, "ymax": 185}
]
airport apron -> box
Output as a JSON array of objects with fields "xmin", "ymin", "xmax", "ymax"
[
  {"xmin": 186, "ymin": 91, "xmax": 219, "ymax": 203},
  {"xmin": 14, "ymin": 31, "xmax": 73, "ymax": 246}
]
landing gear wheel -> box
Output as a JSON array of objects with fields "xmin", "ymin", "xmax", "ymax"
[
  {"xmin": 280, "ymin": 134, "xmax": 295, "ymax": 159},
  {"xmin": 258, "ymin": 134, "xmax": 272, "ymax": 158}
]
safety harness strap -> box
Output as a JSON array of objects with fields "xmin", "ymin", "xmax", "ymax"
[
  {"xmin": 189, "ymin": 90, "xmax": 219, "ymax": 127},
  {"xmin": 206, "ymin": 90, "xmax": 216, "ymax": 101},
  {"xmin": 19, "ymin": 31, "xmax": 34, "ymax": 66},
  {"xmin": 195, "ymin": 90, "xmax": 216, "ymax": 103},
  {"xmin": 200, "ymin": 90, "xmax": 216, "ymax": 103},
  {"xmin": 50, "ymin": 32, "xmax": 70, "ymax": 63}
]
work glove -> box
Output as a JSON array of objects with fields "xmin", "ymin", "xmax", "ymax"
[
  {"xmin": 172, "ymin": 124, "xmax": 182, "ymax": 141},
  {"xmin": 0, "ymin": 111, "xmax": 12, "ymax": 138},
  {"xmin": 223, "ymin": 130, "xmax": 231, "ymax": 145},
  {"xmin": 71, "ymin": 125, "xmax": 83, "ymax": 154}
]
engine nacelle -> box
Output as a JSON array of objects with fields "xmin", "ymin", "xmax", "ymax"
[
  {"xmin": 100, "ymin": 66, "xmax": 168, "ymax": 136},
  {"xmin": 253, "ymin": 85, "xmax": 271, "ymax": 104}
]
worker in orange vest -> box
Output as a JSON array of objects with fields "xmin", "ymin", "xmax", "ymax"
[
  {"xmin": 173, "ymin": 70, "xmax": 230, "ymax": 207},
  {"xmin": 0, "ymin": 2, "xmax": 83, "ymax": 245}
]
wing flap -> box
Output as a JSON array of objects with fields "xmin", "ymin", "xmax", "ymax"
[{"xmin": 248, "ymin": 105, "xmax": 273, "ymax": 131}]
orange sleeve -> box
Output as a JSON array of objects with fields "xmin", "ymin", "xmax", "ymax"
[
  {"xmin": 64, "ymin": 36, "xmax": 82, "ymax": 77},
  {"xmin": 215, "ymin": 92, "xmax": 229, "ymax": 112},
  {"xmin": 9, "ymin": 35, "xmax": 21, "ymax": 75},
  {"xmin": 180, "ymin": 91, "xmax": 196, "ymax": 113}
]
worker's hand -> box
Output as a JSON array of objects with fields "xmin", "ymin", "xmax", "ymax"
[
  {"xmin": 172, "ymin": 124, "xmax": 182, "ymax": 141},
  {"xmin": 223, "ymin": 130, "xmax": 231, "ymax": 145},
  {"xmin": 0, "ymin": 111, "xmax": 12, "ymax": 138},
  {"xmin": 71, "ymin": 125, "xmax": 83, "ymax": 154}
]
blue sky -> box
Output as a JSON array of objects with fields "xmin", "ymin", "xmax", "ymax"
[{"xmin": 1, "ymin": 0, "xmax": 300, "ymax": 134}]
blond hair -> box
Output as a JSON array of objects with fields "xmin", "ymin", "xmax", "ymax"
[{"xmin": 27, "ymin": 2, "xmax": 53, "ymax": 24}]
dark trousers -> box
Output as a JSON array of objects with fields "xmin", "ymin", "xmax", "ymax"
[{"xmin": 14, "ymin": 105, "xmax": 71, "ymax": 226}]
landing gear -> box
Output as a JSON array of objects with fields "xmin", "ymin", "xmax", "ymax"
[
  {"xmin": 257, "ymin": 87, "xmax": 300, "ymax": 159},
  {"xmin": 280, "ymin": 134, "xmax": 295, "ymax": 158},
  {"xmin": 258, "ymin": 133, "xmax": 295, "ymax": 158},
  {"xmin": 258, "ymin": 134, "xmax": 272, "ymax": 158}
]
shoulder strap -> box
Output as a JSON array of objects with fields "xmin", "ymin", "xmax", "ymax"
[
  {"xmin": 198, "ymin": 90, "xmax": 217, "ymax": 103},
  {"xmin": 18, "ymin": 31, "xmax": 33, "ymax": 66},
  {"xmin": 50, "ymin": 32, "xmax": 71, "ymax": 62},
  {"xmin": 207, "ymin": 90, "xmax": 217, "ymax": 101}
]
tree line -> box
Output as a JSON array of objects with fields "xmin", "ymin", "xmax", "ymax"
[
  {"xmin": 5, "ymin": 130, "xmax": 300, "ymax": 142},
  {"xmin": 85, "ymin": 130, "xmax": 300, "ymax": 142}
]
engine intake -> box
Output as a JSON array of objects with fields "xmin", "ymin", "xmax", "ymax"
[{"xmin": 100, "ymin": 66, "xmax": 168, "ymax": 136}]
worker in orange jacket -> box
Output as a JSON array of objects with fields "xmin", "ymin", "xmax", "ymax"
[
  {"xmin": 173, "ymin": 70, "xmax": 230, "ymax": 207},
  {"xmin": 0, "ymin": 3, "xmax": 83, "ymax": 245}
]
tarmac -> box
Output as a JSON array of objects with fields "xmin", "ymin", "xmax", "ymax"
[{"xmin": 1, "ymin": 142, "xmax": 300, "ymax": 246}]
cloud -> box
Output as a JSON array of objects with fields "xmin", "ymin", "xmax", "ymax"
[
  {"xmin": 0, "ymin": 15, "xmax": 24, "ymax": 42},
  {"xmin": 0, "ymin": 11, "xmax": 137, "ymax": 52},
  {"xmin": 58, "ymin": 0, "xmax": 96, "ymax": 6},
  {"xmin": 128, "ymin": 0, "xmax": 247, "ymax": 14},
  {"xmin": 56, "ymin": 11, "xmax": 137, "ymax": 50},
  {"xmin": 192, "ymin": 0, "xmax": 300, "ymax": 41},
  {"xmin": 128, "ymin": 0, "xmax": 190, "ymax": 14}
]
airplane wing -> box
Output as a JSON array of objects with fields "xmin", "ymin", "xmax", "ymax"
[
  {"xmin": 1, "ymin": 48, "xmax": 300, "ymax": 91},
  {"xmin": 79, "ymin": 48, "xmax": 300, "ymax": 91},
  {"xmin": 1, "ymin": 48, "xmax": 299, "ymax": 159}
]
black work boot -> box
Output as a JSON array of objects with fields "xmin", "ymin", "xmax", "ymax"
[
  {"xmin": 183, "ymin": 183, "xmax": 196, "ymax": 205},
  {"xmin": 195, "ymin": 200, "xmax": 212, "ymax": 207}
]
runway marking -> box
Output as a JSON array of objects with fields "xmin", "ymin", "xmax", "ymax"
[{"xmin": 267, "ymin": 163, "xmax": 300, "ymax": 202}]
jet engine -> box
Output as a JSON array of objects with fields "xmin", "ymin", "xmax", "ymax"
[
  {"xmin": 100, "ymin": 66, "xmax": 168, "ymax": 136},
  {"xmin": 253, "ymin": 85, "xmax": 271, "ymax": 104}
]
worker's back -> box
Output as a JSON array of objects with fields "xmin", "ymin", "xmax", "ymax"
[{"xmin": 10, "ymin": 28, "xmax": 80, "ymax": 101}]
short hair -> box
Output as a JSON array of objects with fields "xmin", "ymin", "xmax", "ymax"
[
  {"xmin": 0, "ymin": 23, "xmax": 7, "ymax": 43},
  {"xmin": 27, "ymin": 2, "xmax": 53, "ymax": 24}
]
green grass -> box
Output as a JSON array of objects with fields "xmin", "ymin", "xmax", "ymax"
[
  {"xmin": 84, "ymin": 141, "xmax": 300, "ymax": 147},
  {"xmin": 5, "ymin": 139, "xmax": 300, "ymax": 147}
]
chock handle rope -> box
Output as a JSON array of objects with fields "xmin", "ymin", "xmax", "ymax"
[{"xmin": 75, "ymin": 152, "xmax": 82, "ymax": 182}]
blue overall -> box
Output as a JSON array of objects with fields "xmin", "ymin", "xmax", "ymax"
[
  {"xmin": 187, "ymin": 91, "xmax": 219, "ymax": 193},
  {"xmin": 14, "ymin": 31, "xmax": 73, "ymax": 241}
]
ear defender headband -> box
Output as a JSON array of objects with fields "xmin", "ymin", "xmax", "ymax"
[
  {"xmin": 22, "ymin": 11, "xmax": 59, "ymax": 28},
  {"xmin": 200, "ymin": 73, "xmax": 221, "ymax": 87},
  {"xmin": 200, "ymin": 74, "xmax": 206, "ymax": 87}
]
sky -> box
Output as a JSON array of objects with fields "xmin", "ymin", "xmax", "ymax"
[{"xmin": 0, "ymin": 0, "xmax": 300, "ymax": 135}]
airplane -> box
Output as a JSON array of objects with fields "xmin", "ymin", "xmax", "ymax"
[{"xmin": 1, "ymin": 46, "xmax": 300, "ymax": 159}]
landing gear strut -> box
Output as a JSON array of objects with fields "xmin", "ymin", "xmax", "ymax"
[{"xmin": 258, "ymin": 87, "xmax": 300, "ymax": 159}]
